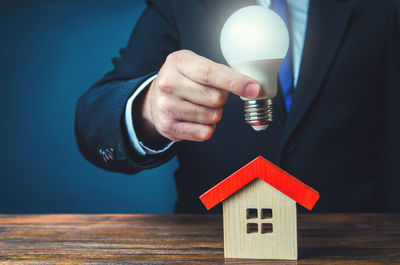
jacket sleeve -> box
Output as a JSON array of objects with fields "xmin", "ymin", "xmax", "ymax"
[
  {"xmin": 75, "ymin": 0, "xmax": 179, "ymax": 174},
  {"xmin": 381, "ymin": 2, "xmax": 400, "ymax": 212}
]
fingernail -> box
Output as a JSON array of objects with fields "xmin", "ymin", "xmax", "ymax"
[{"xmin": 245, "ymin": 83, "xmax": 261, "ymax": 98}]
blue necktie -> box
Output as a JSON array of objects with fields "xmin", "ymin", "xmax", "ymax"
[{"xmin": 272, "ymin": 0, "xmax": 294, "ymax": 112}]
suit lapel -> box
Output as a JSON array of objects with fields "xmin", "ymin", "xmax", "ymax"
[{"xmin": 279, "ymin": 0, "xmax": 354, "ymax": 152}]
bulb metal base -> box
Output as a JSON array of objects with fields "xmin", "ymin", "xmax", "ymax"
[{"xmin": 244, "ymin": 99, "xmax": 273, "ymax": 131}]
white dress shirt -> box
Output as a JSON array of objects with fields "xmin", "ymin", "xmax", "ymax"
[{"xmin": 125, "ymin": 0, "xmax": 310, "ymax": 156}]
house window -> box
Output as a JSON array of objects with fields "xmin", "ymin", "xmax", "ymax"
[
  {"xmin": 246, "ymin": 208, "xmax": 258, "ymax": 219},
  {"xmin": 246, "ymin": 208, "xmax": 273, "ymax": 234},
  {"xmin": 247, "ymin": 223, "xmax": 258, "ymax": 233},
  {"xmin": 261, "ymin": 208, "xmax": 273, "ymax": 219},
  {"xmin": 261, "ymin": 223, "xmax": 273, "ymax": 234}
]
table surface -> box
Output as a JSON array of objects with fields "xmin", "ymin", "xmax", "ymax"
[{"xmin": 0, "ymin": 213, "xmax": 399, "ymax": 264}]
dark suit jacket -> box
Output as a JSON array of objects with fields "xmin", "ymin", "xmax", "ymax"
[{"xmin": 75, "ymin": 0, "xmax": 400, "ymax": 213}]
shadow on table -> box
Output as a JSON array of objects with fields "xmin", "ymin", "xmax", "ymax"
[
  {"xmin": 224, "ymin": 258, "xmax": 297, "ymax": 264},
  {"xmin": 299, "ymin": 246, "xmax": 397, "ymax": 262}
]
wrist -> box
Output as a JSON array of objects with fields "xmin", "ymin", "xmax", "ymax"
[
  {"xmin": 133, "ymin": 81, "xmax": 169, "ymax": 148},
  {"xmin": 142, "ymin": 80, "xmax": 155, "ymax": 126}
]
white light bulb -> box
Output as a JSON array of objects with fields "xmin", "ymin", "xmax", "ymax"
[{"xmin": 220, "ymin": 5, "xmax": 289, "ymax": 131}]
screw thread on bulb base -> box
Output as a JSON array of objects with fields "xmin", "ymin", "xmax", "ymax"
[{"xmin": 244, "ymin": 99, "xmax": 273, "ymax": 131}]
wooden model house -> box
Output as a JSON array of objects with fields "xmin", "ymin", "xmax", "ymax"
[{"xmin": 200, "ymin": 156, "xmax": 319, "ymax": 260}]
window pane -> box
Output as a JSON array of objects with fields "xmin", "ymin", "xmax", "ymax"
[
  {"xmin": 261, "ymin": 208, "xmax": 273, "ymax": 219},
  {"xmin": 247, "ymin": 223, "xmax": 258, "ymax": 233},
  {"xmin": 246, "ymin": 208, "xmax": 258, "ymax": 219},
  {"xmin": 261, "ymin": 223, "xmax": 273, "ymax": 233}
]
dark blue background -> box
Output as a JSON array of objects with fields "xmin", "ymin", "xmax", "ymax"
[
  {"xmin": 1, "ymin": 1, "xmax": 400, "ymax": 214},
  {"xmin": 0, "ymin": 0, "xmax": 178, "ymax": 213}
]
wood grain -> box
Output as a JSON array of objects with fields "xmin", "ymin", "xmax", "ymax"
[{"xmin": 0, "ymin": 214, "xmax": 399, "ymax": 264}]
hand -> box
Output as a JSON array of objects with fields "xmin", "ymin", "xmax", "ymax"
[{"xmin": 137, "ymin": 50, "xmax": 261, "ymax": 144}]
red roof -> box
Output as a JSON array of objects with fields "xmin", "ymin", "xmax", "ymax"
[{"xmin": 199, "ymin": 156, "xmax": 319, "ymax": 211}]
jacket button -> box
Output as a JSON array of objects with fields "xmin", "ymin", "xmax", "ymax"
[
  {"xmin": 99, "ymin": 147, "xmax": 115, "ymax": 162},
  {"xmin": 99, "ymin": 149, "xmax": 107, "ymax": 162},
  {"xmin": 285, "ymin": 142, "xmax": 296, "ymax": 153},
  {"xmin": 105, "ymin": 148, "xmax": 115, "ymax": 160}
]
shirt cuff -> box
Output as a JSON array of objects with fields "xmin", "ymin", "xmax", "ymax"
[{"xmin": 125, "ymin": 74, "xmax": 174, "ymax": 156}]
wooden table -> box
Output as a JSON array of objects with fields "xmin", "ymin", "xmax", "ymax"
[{"xmin": 0, "ymin": 214, "xmax": 399, "ymax": 264}]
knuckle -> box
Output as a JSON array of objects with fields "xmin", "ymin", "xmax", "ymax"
[
  {"xmin": 167, "ymin": 50, "xmax": 192, "ymax": 64},
  {"xmin": 211, "ymin": 108, "xmax": 223, "ymax": 123},
  {"xmin": 166, "ymin": 51, "xmax": 179, "ymax": 63},
  {"xmin": 210, "ymin": 91, "xmax": 228, "ymax": 107},
  {"xmin": 204, "ymin": 109, "xmax": 222, "ymax": 124},
  {"xmin": 158, "ymin": 117, "xmax": 174, "ymax": 135},
  {"xmin": 198, "ymin": 126, "xmax": 214, "ymax": 141},
  {"xmin": 198, "ymin": 64, "xmax": 212, "ymax": 84},
  {"xmin": 157, "ymin": 97, "xmax": 175, "ymax": 118},
  {"xmin": 228, "ymin": 74, "xmax": 245, "ymax": 96},
  {"xmin": 180, "ymin": 49, "xmax": 193, "ymax": 56},
  {"xmin": 157, "ymin": 76, "xmax": 174, "ymax": 95}
]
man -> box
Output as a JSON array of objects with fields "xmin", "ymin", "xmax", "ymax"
[{"xmin": 75, "ymin": 0, "xmax": 400, "ymax": 213}]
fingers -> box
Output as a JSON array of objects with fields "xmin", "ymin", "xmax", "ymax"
[
  {"xmin": 168, "ymin": 50, "xmax": 261, "ymax": 98},
  {"xmin": 151, "ymin": 94, "xmax": 222, "ymax": 142},
  {"xmin": 169, "ymin": 122, "xmax": 216, "ymax": 142},
  {"xmin": 180, "ymin": 83, "xmax": 229, "ymax": 108},
  {"xmin": 159, "ymin": 97, "xmax": 223, "ymax": 124},
  {"xmin": 147, "ymin": 49, "xmax": 262, "ymax": 143},
  {"xmin": 155, "ymin": 111, "xmax": 217, "ymax": 142},
  {"xmin": 158, "ymin": 73, "xmax": 229, "ymax": 108}
]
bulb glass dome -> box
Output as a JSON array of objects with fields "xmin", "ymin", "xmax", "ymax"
[{"xmin": 220, "ymin": 6, "xmax": 289, "ymax": 64}]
